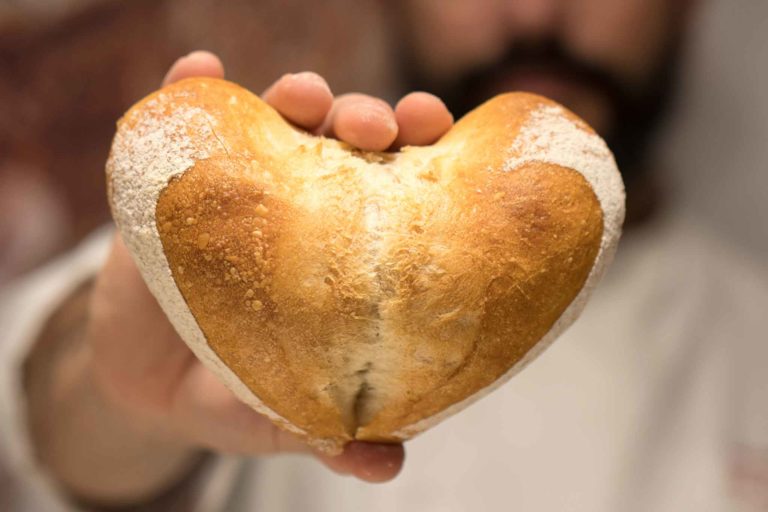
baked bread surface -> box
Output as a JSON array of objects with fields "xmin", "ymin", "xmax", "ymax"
[{"xmin": 107, "ymin": 78, "xmax": 625, "ymax": 453}]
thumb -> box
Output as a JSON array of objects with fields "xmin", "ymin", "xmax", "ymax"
[{"xmin": 316, "ymin": 441, "xmax": 406, "ymax": 483}]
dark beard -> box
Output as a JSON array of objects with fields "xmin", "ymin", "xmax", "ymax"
[{"xmin": 399, "ymin": 37, "xmax": 681, "ymax": 189}]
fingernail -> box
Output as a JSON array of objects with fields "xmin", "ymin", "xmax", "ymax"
[{"xmin": 184, "ymin": 50, "xmax": 210, "ymax": 61}]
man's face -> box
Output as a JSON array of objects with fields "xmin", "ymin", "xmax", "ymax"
[{"xmin": 396, "ymin": 0, "xmax": 691, "ymax": 176}]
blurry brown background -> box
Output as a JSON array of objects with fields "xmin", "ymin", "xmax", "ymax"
[
  {"xmin": 0, "ymin": 0, "xmax": 396, "ymax": 282},
  {"xmin": 0, "ymin": 0, "xmax": 766, "ymax": 285}
]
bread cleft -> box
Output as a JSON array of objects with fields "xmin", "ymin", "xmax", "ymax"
[{"xmin": 106, "ymin": 78, "xmax": 625, "ymax": 454}]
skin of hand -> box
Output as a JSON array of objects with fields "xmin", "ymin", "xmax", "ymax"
[{"xmin": 27, "ymin": 50, "xmax": 455, "ymax": 505}]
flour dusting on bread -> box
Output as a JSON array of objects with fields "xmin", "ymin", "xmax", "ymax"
[
  {"xmin": 108, "ymin": 90, "xmax": 310, "ymax": 442},
  {"xmin": 504, "ymin": 104, "xmax": 624, "ymax": 245}
]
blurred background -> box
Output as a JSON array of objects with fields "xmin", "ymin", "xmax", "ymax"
[
  {"xmin": 0, "ymin": 0, "xmax": 765, "ymax": 286},
  {"xmin": 660, "ymin": 0, "xmax": 768, "ymax": 263}
]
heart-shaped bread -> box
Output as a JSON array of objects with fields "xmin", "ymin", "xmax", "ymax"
[{"xmin": 107, "ymin": 78, "xmax": 624, "ymax": 453}]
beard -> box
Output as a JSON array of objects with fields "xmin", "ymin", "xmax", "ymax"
[{"xmin": 399, "ymin": 36, "xmax": 682, "ymax": 189}]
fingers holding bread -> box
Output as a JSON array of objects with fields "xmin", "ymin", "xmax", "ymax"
[{"xmin": 163, "ymin": 51, "xmax": 225, "ymax": 87}]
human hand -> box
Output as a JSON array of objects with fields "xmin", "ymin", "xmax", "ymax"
[{"xmin": 80, "ymin": 50, "xmax": 456, "ymax": 497}]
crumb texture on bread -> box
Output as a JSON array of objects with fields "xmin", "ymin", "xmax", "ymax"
[{"xmin": 108, "ymin": 78, "xmax": 624, "ymax": 451}]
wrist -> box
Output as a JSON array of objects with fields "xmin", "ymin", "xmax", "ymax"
[{"xmin": 24, "ymin": 282, "xmax": 200, "ymax": 506}]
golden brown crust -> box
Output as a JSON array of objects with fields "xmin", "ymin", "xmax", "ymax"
[
  {"xmin": 157, "ymin": 156, "xmax": 373, "ymax": 442},
  {"xmin": 355, "ymin": 162, "xmax": 602, "ymax": 439},
  {"xmin": 113, "ymin": 78, "xmax": 612, "ymax": 449}
]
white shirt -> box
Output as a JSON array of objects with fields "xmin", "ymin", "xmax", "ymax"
[{"xmin": 2, "ymin": 210, "xmax": 767, "ymax": 511}]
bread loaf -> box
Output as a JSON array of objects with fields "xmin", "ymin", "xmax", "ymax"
[{"xmin": 107, "ymin": 77, "xmax": 624, "ymax": 454}]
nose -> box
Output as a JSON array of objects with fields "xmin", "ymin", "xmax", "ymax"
[{"xmin": 501, "ymin": 0, "xmax": 563, "ymax": 41}]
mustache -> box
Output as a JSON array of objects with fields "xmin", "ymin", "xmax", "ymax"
[{"xmin": 444, "ymin": 38, "xmax": 633, "ymax": 118}]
